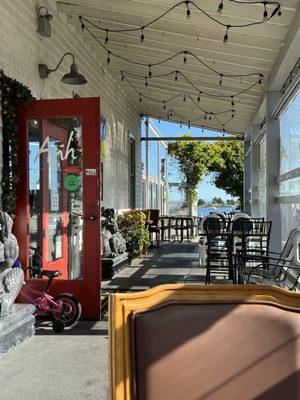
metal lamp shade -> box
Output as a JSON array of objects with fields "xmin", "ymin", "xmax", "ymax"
[{"xmin": 61, "ymin": 63, "xmax": 87, "ymax": 85}]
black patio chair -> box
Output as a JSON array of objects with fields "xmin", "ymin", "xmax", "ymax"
[
  {"xmin": 205, "ymin": 218, "xmax": 233, "ymax": 284},
  {"xmin": 237, "ymin": 228, "xmax": 300, "ymax": 291}
]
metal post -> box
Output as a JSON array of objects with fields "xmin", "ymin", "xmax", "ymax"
[
  {"xmin": 145, "ymin": 118, "xmax": 149, "ymax": 208},
  {"xmin": 157, "ymin": 140, "xmax": 161, "ymax": 211}
]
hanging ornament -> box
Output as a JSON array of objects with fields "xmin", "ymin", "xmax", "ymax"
[{"xmin": 148, "ymin": 65, "xmax": 152, "ymax": 77}]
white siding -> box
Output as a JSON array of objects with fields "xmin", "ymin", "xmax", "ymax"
[{"xmin": 0, "ymin": 0, "xmax": 142, "ymax": 209}]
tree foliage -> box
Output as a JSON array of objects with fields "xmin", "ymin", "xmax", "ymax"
[
  {"xmin": 208, "ymin": 141, "xmax": 244, "ymax": 204},
  {"xmin": 168, "ymin": 135, "xmax": 221, "ymax": 206},
  {"xmin": 168, "ymin": 136, "xmax": 244, "ymax": 206}
]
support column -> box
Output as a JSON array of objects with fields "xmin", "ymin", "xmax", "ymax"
[
  {"xmin": 145, "ymin": 118, "xmax": 149, "ymax": 209},
  {"xmin": 250, "ymin": 125, "xmax": 260, "ymax": 217},
  {"xmin": 157, "ymin": 140, "xmax": 161, "ymax": 211},
  {"xmin": 266, "ymin": 91, "xmax": 281, "ymax": 252},
  {"xmin": 243, "ymin": 131, "xmax": 251, "ymax": 215}
]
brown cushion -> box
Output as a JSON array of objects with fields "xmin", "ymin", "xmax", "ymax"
[{"xmin": 131, "ymin": 302, "xmax": 300, "ymax": 400}]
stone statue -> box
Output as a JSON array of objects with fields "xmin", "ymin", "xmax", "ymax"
[
  {"xmin": 0, "ymin": 212, "xmax": 24, "ymax": 318},
  {"xmin": 101, "ymin": 208, "xmax": 126, "ymax": 258}
]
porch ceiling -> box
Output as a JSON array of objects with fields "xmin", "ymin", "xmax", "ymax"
[{"xmin": 57, "ymin": 0, "xmax": 299, "ymax": 135}]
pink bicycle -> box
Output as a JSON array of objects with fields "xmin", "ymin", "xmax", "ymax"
[{"xmin": 19, "ymin": 248, "xmax": 82, "ymax": 333}]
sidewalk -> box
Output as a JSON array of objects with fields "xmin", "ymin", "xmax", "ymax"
[{"xmin": 0, "ymin": 320, "xmax": 109, "ymax": 400}]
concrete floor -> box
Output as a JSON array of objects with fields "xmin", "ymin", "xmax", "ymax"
[
  {"xmin": 0, "ymin": 320, "xmax": 109, "ymax": 400},
  {"xmin": 102, "ymin": 242, "xmax": 205, "ymax": 291}
]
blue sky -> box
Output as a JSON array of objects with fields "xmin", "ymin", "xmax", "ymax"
[{"xmin": 141, "ymin": 118, "xmax": 235, "ymax": 202}]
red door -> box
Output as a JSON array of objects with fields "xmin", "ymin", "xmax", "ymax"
[{"xmin": 15, "ymin": 98, "xmax": 101, "ymax": 319}]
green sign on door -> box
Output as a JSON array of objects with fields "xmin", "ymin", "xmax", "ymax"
[{"xmin": 64, "ymin": 174, "xmax": 80, "ymax": 191}]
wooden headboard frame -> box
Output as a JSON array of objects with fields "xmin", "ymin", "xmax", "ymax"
[{"xmin": 109, "ymin": 284, "xmax": 300, "ymax": 400}]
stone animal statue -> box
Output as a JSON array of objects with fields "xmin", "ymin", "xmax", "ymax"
[
  {"xmin": 0, "ymin": 212, "xmax": 24, "ymax": 318},
  {"xmin": 101, "ymin": 208, "xmax": 127, "ymax": 258}
]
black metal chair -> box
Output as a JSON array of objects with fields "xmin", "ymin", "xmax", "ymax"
[
  {"xmin": 205, "ymin": 218, "xmax": 233, "ymax": 284},
  {"xmin": 237, "ymin": 228, "xmax": 300, "ymax": 291}
]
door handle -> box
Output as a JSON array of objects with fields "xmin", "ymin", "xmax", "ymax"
[{"xmin": 71, "ymin": 212, "xmax": 97, "ymax": 221}]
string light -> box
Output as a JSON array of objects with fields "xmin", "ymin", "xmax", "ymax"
[
  {"xmin": 218, "ymin": 1, "xmax": 224, "ymax": 14},
  {"xmin": 183, "ymin": 52, "xmax": 187, "ymax": 64},
  {"xmin": 219, "ymin": 74, "xmax": 223, "ymax": 86},
  {"xmin": 140, "ymin": 28, "xmax": 145, "ymax": 42},
  {"xmin": 223, "ymin": 25, "xmax": 231, "ymax": 43},
  {"xmin": 197, "ymin": 92, "xmax": 201, "ymax": 102},
  {"xmin": 175, "ymin": 71, "xmax": 178, "ymax": 82},
  {"xmin": 106, "ymin": 51, "xmax": 111, "ymax": 65},
  {"xmin": 148, "ymin": 65, "xmax": 152, "ymax": 78},
  {"xmin": 231, "ymin": 96, "xmax": 235, "ymax": 107},
  {"xmin": 186, "ymin": 0, "xmax": 191, "ymax": 18},
  {"xmin": 79, "ymin": 1, "xmax": 281, "ymax": 45},
  {"xmin": 263, "ymin": 2, "xmax": 268, "ymax": 20},
  {"xmin": 145, "ymin": 77, "xmax": 148, "ymax": 87}
]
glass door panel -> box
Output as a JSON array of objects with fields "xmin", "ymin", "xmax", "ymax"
[{"xmin": 28, "ymin": 117, "xmax": 84, "ymax": 280}]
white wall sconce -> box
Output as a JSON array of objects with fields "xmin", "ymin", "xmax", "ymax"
[
  {"xmin": 37, "ymin": 6, "xmax": 53, "ymax": 37},
  {"xmin": 38, "ymin": 52, "xmax": 88, "ymax": 85}
]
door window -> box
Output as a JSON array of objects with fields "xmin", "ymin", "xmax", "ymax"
[{"xmin": 28, "ymin": 117, "xmax": 83, "ymax": 279}]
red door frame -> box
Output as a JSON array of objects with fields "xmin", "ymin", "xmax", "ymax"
[
  {"xmin": 41, "ymin": 120, "xmax": 69, "ymax": 278},
  {"xmin": 15, "ymin": 98, "xmax": 101, "ymax": 319}
]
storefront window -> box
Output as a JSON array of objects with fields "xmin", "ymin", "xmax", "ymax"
[{"xmin": 279, "ymin": 90, "xmax": 300, "ymax": 241}]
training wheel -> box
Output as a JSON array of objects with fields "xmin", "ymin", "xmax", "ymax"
[{"xmin": 52, "ymin": 319, "xmax": 65, "ymax": 333}]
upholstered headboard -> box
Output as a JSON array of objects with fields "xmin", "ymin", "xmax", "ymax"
[{"xmin": 109, "ymin": 285, "xmax": 300, "ymax": 400}]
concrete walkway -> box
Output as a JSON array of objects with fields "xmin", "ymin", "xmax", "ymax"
[
  {"xmin": 0, "ymin": 320, "xmax": 109, "ymax": 400},
  {"xmin": 102, "ymin": 242, "xmax": 205, "ymax": 291}
]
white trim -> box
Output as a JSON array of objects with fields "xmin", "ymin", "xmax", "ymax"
[
  {"xmin": 272, "ymin": 72, "xmax": 300, "ymax": 118},
  {"xmin": 277, "ymin": 167, "xmax": 300, "ymax": 184},
  {"xmin": 276, "ymin": 195, "xmax": 300, "ymax": 204}
]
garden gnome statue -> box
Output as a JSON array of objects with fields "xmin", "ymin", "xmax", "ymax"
[{"xmin": 0, "ymin": 212, "xmax": 24, "ymax": 318}]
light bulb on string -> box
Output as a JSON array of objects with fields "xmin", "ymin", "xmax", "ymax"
[
  {"xmin": 183, "ymin": 94, "xmax": 186, "ymax": 102},
  {"xmin": 185, "ymin": 1, "xmax": 191, "ymax": 19},
  {"xmin": 217, "ymin": 0, "xmax": 224, "ymax": 14},
  {"xmin": 139, "ymin": 93, "xmax": 142, "ymax": 103},
  {"xmin": 148, "ymin": 65, "xmax": 152, "ymax": 77},
  {"xmin": 80, "ymin": 18, "xmax": 85, "ymax": 32},
  {"xmin": 197, "ymin": 92, "xmax": 201, "ymax": 102},
  {"xmin": 231, "ymin": 96, "xmax": 235, "ymax": 107},
  {"xmin": 140, "ymin": 28, "xmax": 145, "ymax": 43},
  {"xmin": 219, "ymin": 74, "xmax": 223, "ymax": 86},
  {"xmin": 105, "ymin": 29, "xmax": 109, "ymax": 44},
  {"xmin": 120, "ymin": 70, "xmax": 124, "ymax": 81},
  {"xmin": 106, "ymin": 51, "xmax": 111, "ymax": 65},
  {"xmin": 259, "ymin": 74, "xmax": 263, "ymax": 85},
  {"xmin": 145, "ymin": 77, "xmax": 148, "ymax": 87},
  {"xmin": 209, "ymin": 114, "xmax": 212, "ymax": 120},
  {"xmin": 163, "ymin": 101, "xmax": 166, "ymax": 110},
  {"xmin": 183, "ymin": 52, "xmax": 187, "ymax": 64},
  {"xmin": 223, "ymin": 25, "xmax": 230, "ymax": 43},
  {"xmin": 175, "ymin": 71, "xmax": 178, "ymax": 82},
  {"xmin": 263, "ymin": 3, "xmax": 268, "ymax": 21}
]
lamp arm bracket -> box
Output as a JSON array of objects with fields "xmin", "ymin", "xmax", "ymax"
[{"xmin": 47, "ymin": 52, "xmax": 75, "ymax": 73}]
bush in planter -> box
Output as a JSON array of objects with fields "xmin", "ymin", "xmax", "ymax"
[{"xmin": 117, "ymin": 213, "xmax": 150, "ymax": 259}]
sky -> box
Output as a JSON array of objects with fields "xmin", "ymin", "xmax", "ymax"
[{"xmin": 141, "ymin": 118, "xmax": 236, "ymax": 202}]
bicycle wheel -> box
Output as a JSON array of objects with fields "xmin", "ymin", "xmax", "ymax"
[{"xmin": 52, "ymin": 293, "xmax": 82, "ymax": 327}]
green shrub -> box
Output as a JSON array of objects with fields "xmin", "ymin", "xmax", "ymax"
[{"xmin": 117, "ymin": 213, "xmax": 150, "ymax": 258}]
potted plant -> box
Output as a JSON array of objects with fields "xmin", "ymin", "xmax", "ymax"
[{"xmin": 117, "ymin": 213, "xmax": 150, "ymax": 261}]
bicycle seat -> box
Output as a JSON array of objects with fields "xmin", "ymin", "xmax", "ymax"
[{"xmin": 41, "ymin": 270, "xmax": 62, "ymax": 279}]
